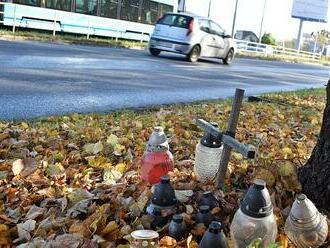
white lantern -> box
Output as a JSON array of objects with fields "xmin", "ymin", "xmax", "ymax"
[{"xmin": 194, "ymin": 123, "xmax": 223, "ymax": 182}]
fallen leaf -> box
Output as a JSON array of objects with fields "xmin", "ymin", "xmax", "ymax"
[
  {"xmin": 0, "ymin": 224, "xmax": 11, "ymax": 246},
  {"xmin": 48, "ymin": 234, "xmax": 83, "ymax": 248},
  {"xmin": 67, "ymin": 188, "xmax": 94, "ymax": 205},
  {"xmin": 101, "ymin": 221, "xmax": 118, "ymax": 236},
  {"xmin": 84, "ymin": 142, "xmax": 104, "ymax": 155},
  {"xmin": 106, "ymin": 134, "xmax": 119, "ymax": 146},
  {"xmin": 254, "ymin": 169, "xmax": 275, "ymax": 187},
  {"xmin": 159, "ymin": 236, "xmax": 177, "ymax": 247},
  {"xmin": 114, "ymin": 144, "xmax": 125, "ymax": 156},
  {"xmin": 25, "ymin": 205, "xmax": 46, "ymax": 220},
  {"xmin": 17, "ymin": 219, "xmax": 36, "ymax": 241},
  {"xmin": 175, "ymin": 190, "xmax": 194, "ymax": 203},
  {"xmin": 12, "ymin": 159, "xmax": 24, "ymax": 176}
]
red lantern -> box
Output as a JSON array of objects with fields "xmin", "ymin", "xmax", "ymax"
[{"xmin": 141, "ymin": 127, "xmax": 174, "ymax": 184}]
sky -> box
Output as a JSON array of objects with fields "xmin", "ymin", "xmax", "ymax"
[{"xmin": 183, "ymin": 0, "xmax": 330, "ymax": 41}]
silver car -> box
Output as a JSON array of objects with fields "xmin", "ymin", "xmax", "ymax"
[{"xmin": 149, "ymin": 12, "xmax": 236, "ymax": 64}]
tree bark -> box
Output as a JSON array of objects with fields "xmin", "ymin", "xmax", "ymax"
[{"xmin": 298, "ymin": 79, "xmax": 330, "ymax": 211}]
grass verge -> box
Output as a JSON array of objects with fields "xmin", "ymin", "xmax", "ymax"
[{"xmin": 0, "ymin": 88, "xmax": 328, "ymax": 247}]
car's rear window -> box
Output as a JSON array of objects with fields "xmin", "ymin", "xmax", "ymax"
[{"xmin": 157, "ymin": 14, "xmax": 193, "ymax": 29}]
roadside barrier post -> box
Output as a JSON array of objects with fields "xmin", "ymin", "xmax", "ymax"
[
  {"xmin": 87, "ymin": 18, "xmax": 90, "ymax": 39},
  {"xmin": 0, "ymin": 3, "xmax": 5, "ymax": 25},
  {"xmin": 53, "ymin": 11, "xmax": 57, "ymax": 37},
  {"xmin": 196, "ymin": 88, "xmax": 256, "ymax": 189},
  {"xmin": 12, "ymin": 4, "xmax": 16, "ymax": 33}
]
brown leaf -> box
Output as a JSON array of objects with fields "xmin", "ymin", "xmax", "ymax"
[
  {"xmin": 69, "ymin": 221, "xmax": 92, "ymax": 237},
  {"xmin": 101, "ymin": 221, "xmax": 118, "ymax": 236},
  {"xmin": 48, "ymin": 234, "xmax": 83, "ymax": 248},
  {"xmin": 0, "ymin": 224, "xmax": 11, "ymax": 246},
  {"xmin": 159, "ymin": 236, "xmax": 177, "ymax": 247},
  {"xmin": 25, "ymin": 205, "xmax": 46, "ymax": 220}
]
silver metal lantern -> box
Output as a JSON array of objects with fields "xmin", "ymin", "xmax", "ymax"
[{"xmin": 284, "ymin": 194, "xmax": 328, "ymax": 248}]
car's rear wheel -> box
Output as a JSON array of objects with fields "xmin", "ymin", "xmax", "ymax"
[
  {"xmin": 187, "ymin": 45, "xmax": 201, "ymax": 62},
  {"xmin": 223, "ymin": 48, "xmax": 234, "ymax": 65},
  {"xmin": 149, "ymin": 48, "xmax": 161, "ymax": 56}
]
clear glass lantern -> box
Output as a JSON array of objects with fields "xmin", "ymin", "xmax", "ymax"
[{"xmin": 230, "ymin": 179, "xmax": 277, "ymax": 248}]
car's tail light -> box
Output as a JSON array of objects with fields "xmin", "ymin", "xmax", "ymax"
[{"xmin": 187, "ymin": 19, "xmax": 194, "ymax": 36}]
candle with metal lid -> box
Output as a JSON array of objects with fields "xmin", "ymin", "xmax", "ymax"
[
  {"xmin": 130, "ymin": 230, "xmax": 159, "ymax": 248},
  {"xmin": 230, "ymin": 179, "xmax": 277, "ymax": 248},
  {"xmin": 199, "ymin": 221, "xmax": 229, "ymax": 248},
  {"xmin": 284, "ymin": 194, "xmax": 328, "ymax": 248},
  {"xmin": 168, "ymin": 214, "xmax": 187, "ymax": 241},
  {"xmin": 146, "ymin": 176, "xmax": 177, "ymax": 217},
  {"xmin": 194, "ymin": 123, "xmax": 223, "ymax": 182},
  {"xmin": 141, "ymin": 127, "xmax": 174, "ymax": 184}
]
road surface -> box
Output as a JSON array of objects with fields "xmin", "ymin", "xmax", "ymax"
[{"xmin": 0, "ymin": 39, "xmax": 329, "ymax": 120}]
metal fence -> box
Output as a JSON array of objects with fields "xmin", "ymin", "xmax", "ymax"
[
  {"xmin": 0, "ymin": 2, "xmax": 148, "ymax": 42},
  {"xmin": 234, "ymin": 39, "xmax": 322, "ymax": 63}
]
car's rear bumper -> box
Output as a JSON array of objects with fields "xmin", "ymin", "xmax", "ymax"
[{"xmin": 149, "ymin": 37, "xmax": 192, "ymax": 54}]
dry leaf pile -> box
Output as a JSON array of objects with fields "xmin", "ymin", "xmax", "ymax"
[{"xmin": 0, "ymin": 89, "xmax": 328, "ymax": 247}]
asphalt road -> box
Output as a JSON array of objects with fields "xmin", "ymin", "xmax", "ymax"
[{"xmin": 0, "ymin": 39, "xmax": 329, "ymax": 120}]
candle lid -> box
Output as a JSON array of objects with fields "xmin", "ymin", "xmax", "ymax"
[
  {"xmin": 240, "ymin": 179, "xmax": 273, "ymax": 218},
  {"xmin": 131, "ymin": 230, "xmax": 159, "ymax": 239},
  {"xmin": 289, "ymin": 194, "xmax": 318, "ymax": 224},
  {"xmin": 201, "ymin": 123, "xmax": 222, "ymax": 148},
  {"xmin": 146, "ymin": 126, "xmax": 169, "ymax": 152},
  {"xmin": 151, "ymin": 176, "xmax": 177, "ymax": 207}
]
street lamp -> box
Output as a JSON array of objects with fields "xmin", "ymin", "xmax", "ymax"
[
  {"xmin": 231, "ymin": 0, "xmax": 239, "ymax": 37},
  {"xmin": 208, "ymin": 0, "xmax": 212, "ymax": 18},
  {"xmin": 258, "ymin": 0, "xmax": 267, "ymax": 43}
]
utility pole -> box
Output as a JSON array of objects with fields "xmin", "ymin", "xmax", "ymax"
[
  {"xmin": 208, "ymin": 0, "xmax": 211, "ymax": 18},
  {"xmin": 231, "ymin": 0, "xmax": 239, "ymax": 37},
  {"xmin": 258, "ymin": 0, "xmax": 267, "ymax": 43}
]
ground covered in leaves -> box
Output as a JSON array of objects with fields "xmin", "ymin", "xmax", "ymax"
[{"xmin": 0, "ymin": 88, "xmax": 328, "ymax": 247}]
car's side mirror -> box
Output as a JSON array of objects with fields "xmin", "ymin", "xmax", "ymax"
[{"xmin": 222, "ymin": 34, "xmax": 232, "ymax": 39}]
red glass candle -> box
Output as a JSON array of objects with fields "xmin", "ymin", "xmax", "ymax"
[{"xmin": 140, "ymin": 127, "xmax": 174, "ymax": 184}]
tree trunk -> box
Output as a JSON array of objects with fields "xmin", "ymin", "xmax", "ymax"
[{"xmin": 298, "ymin": 79, "xmax": 330, "ymax": 211}]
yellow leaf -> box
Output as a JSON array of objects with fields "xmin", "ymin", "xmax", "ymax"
[
  {"xmin": 21, "ymin": 122, "xmax": 29, "ymax": 129},
  {"xmin": 134, "ymin": 121, "xmax": 143, "ymax": 129},
  {"xmin": 87, "ymin": 156, "xmax": 111, "ymax": 169},
  {"xmin": 278, "ymin": 161, "xmax": 295, "ymax": 177},
  {"xmin": 114, "ymin": 144, "xmax": 125, "ymax": 156},
  {"xmin": 282, "ymin": 147, "xmax": 292, "ymax": 156},
  {"xmin": 254, "ymin": 169, "xmax": 275, "ymax": 187},
  {"xmin": 101, "ymin": 221, "xmax": 118, "ymax": 236},
  {"xmin": 107, "ymin": 134, "xmax": 119, "ymax": 146},
  {"xmin": 84, "ymin": 142, "xmax": 104, "ymax": 155},
  {"xmin": 115, "ymin": 163, "xmax": 126, "ymax": 174}
]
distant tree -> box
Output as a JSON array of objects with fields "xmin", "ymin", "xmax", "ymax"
[
  {"xmin": 312, "ymin": 30, "xmax": 330, "ymax": 45},
  {"xmin": 261, "ymin": 33, "xmax": 276, "ymax": 46}
]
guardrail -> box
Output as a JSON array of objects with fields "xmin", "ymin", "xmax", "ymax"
[
  {"xmin": 234, "ymin": 39, "xmax": 322, "ymax": 62},
  {"xmin": 0, "ymin": 2, "xmax": 148, "ymax": 42}
]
